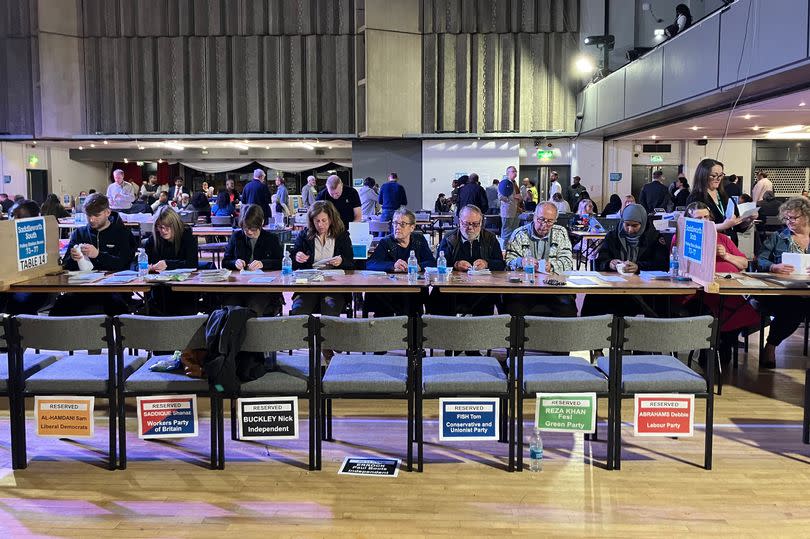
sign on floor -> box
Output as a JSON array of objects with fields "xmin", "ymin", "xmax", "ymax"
[
  {"xmin": 136, "ymin": 395, "xmax": 198, "ymax": 439},
  {"xmin": 634, "ymin": 394, "xmax": 694, "ymax": 437},
  {"xmin": 338, "ymin": 457, "xmax": 400, "ymax": 477},
  {"xmin": 536, "ymin": 393, "xmax": 597, "ymax": 433},
  {"xmin": 35, "ymin": 396, "xmax": 94, "ymax": 438},
  {"xmin": 439, "ymin": 398, "xmax": 499, "ymax": 441},
  {"xmin": 236, "ymin": 397, "xmax": 299, "ymax": 440}
]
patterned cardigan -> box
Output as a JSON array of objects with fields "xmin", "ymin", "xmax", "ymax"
[{"xmin": 504, "ymin": 223, "xmax": 573, "ymax": 273}]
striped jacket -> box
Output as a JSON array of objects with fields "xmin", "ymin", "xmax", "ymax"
[{"xmin": 504, "ymin": 223, "xmax": 573, "ymax": 273}]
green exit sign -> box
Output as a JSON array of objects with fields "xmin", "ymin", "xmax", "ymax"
[
  {"xmin": 650, "ymin": 155, "xmax": 664, "ymax": 164},
  {"xmin": 28, "ymin": 154, "xmax": 39, "ymax": 167},
  {"xmin": 537, "ymin": 149, "xmax": 554, "ymax": 160}
]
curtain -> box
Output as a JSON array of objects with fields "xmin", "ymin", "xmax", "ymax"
[
  {"xmin": 256, "ymin": 160, "xmax": 333, "ymax": 172},
  {"xmin": 331, "ymin": 160, "xmax": 352, "ymax": 168},
  {"xmin": 180, "ymin": 161, "xmax": 254, "ymax": 174}
]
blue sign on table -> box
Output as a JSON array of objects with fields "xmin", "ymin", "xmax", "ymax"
[
  {"xmin": 15, "ymin": 216, "xmax": 47, "ymax": 271},
  {"xmin": 439, "ymin": 398, "xmax": 499, "ymax": 441},
  {"xmin": 683, "ymin": 217, "xmax": 704, "ymax": 264}
]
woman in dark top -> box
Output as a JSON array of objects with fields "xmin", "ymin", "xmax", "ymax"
[
  {"xmin": 39, "ymin": 194, "xmax": 70, "ymax": 219},
  {"xmin": 220, "ymin": 204, "xmax": 283, "ymax": 316},
  {"xmin": 290, "ymin": 201, "xmax": 354, "ymax": 317},
  {"xmin": 211, "ymin": 190, "xmax": 235, "ymax": 217},
  {"xmin": 582, "ymin": 203, "xmax": 669, "ymax": 316},
  {"xmin": 190, "ymin": 191, "xmax": 211, "ymax": 219},
  {"xmin": 671, "ymin": 176, "xmax": 690, "ymax": 208},
  {"xmin": 686, "ymin": 158, "xmax": 754, "ymax": 244},
  {"xmin": 143, "ymin": 205, "xmax": 199, "ymax": 315},
  {"xmin": 600, "ymin": 194, "xmax": 622, "ymax": 217}
]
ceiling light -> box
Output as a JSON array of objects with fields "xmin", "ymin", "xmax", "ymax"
[
  {"xmin": 690, "ymin": 126, "xmax": 700, "ymax": 131},
  {"xmin": 90, "ymin": 143, "xmax": 96, "ymax": 148},
  {"xmin": 32, "ymin": 140, "xmax": 36, "ymax": 145},
  {"xmin": 242, "ymin": 139, "xmax": 250, "ymax": 144},
  {"xmin": 742, "ymin": 114, "xmax": 753, "ymax": 120},
  {"xmin": 123, "ymin": 158, "xmax": 129, "ymax": 163},
  {"xmin": 201, "ymin": 146, "xmax": 207, "ymax": 150},
  {"xmin": 138, "ymin": 145, "xmax": 145, "ymax": 150},
  {"xmin": 136, "ymin": 161, "xmax": 144, "ymax": 166},
  {"xmin": 650, "ymin": 135, "xmax": 657, "ymax": 140},
  {"xmin": 230, "ymin": 142, "xmax": 250, "ymax": 150},
  {"xmin": 157, "ymin": 158, "xmax": 163, "ymax": 163},
  {"xmin": 574, "ymin": 55, "xmax": 595, "ymax": 75},
  {"xmin": 103, "ymin": 140, "xmax": 109, "ymax": 145},
  {"xmin": 163, "ymin": 141, "xmax": 185, "ymax": 151},
  {"xmin": 702, "ymin": 135, "xmax": 708, "ymax": 139},
  {"xmin": 752, "ymin": 125, "xmax": 760, "ymax": 131},
  {"xmin": 800, "ymin": 102, "xmax": 806, "ymax": 107},
  {"xmin": 265, "ymin": 146, "xmax": 270, "ymax": 150},
  {"xmin": 78, "ymin": 146, "xmax": 83, "ymax": 150},
  {"xmin": 769, "ymin": 125, "xmax": 805, "ymax": 135},
  {"xmin": 328, "ymin": 146, "xmax": 333, "ymax": 150},
  {"xmin": 299, "ymin": 142, "xmax": 315, "ymax": 150},
  {"xmin": 654, "ymin": 28, "xmax": 665, "ymax": 37}
]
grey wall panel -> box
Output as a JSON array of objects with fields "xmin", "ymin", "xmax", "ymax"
[
  {"xmin": 332, "ymin": 35, "xmax": 353, "ymax": 133},
  {"xmin": 156, "ymin": 37, "xmax": 188, "ymax": 132},
  {"xmin": 187, "ymin": 36, "xmax": 208, "ymax": 133},
  {"xmin": 719, "ymin": 0, "xmax": 808, "ymax": 87},
  {"xmin": 422, "ymin": 34, "xmax": 438, "ymax": 132},
  {"xmin": 262, "ymin": 36, "xmax": 283, "ymax": 132},
  {"xmin": 624, "ymin": 47, "xmax": 662, "ymax": 118},
  {"xmin": 0, "ymin": 37, "xmax": 35, "ymax": 134},
  {"xmin": 581, "ymin": 84, "xmax": 597, "ymax": 133},
  {"xmin": 209, "ymin": 36, "xmax": 231, "ymax": 131},
  {"xmin": 499, "ymin": 33, "xmax": 515, "ymax": 131},
  {"xmin": 424, "ymin": 0, "xmax": 577, "ymax": 34},
  {"xmin": 662, "ymin": 14, "xmax": 719, "ymax": 105},
  {"xmin": 596, "ymin": 71, "xmax": 625, "ymax": 127},
  {"xmin": 0, "ymin": 0, "xmax": 35, "ymax": 37},
  {"xmin": 304, "ymin": 34, "xmax": 320, "ymax": 131}
]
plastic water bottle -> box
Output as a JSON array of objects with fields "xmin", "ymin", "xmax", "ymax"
[
  {"xmin": 437, "ymin": 250, "xmax": 448, "ymax": 282},
  {"xmin": 137, "ymin": 248, "xmax": 148, "ymax": 277},
  {"xmin": 669, "ymin": 245, "xmax": 680, "ymax": 279},
  {"xmin": 281, "ymin": 250, "xmax": 293, "ymax": 280},
  {"xmin": 407, "ymin": 250, "xmax": 418, "ymax": 283},
  {"xmin": 529, "ymin": 428, "xmax": 544, "ymax": 472},
  {"xmin": 523, "ymin": 248, "xmax": 536, "ymax": 284}
]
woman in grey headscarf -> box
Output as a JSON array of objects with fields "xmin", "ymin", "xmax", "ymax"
[{"xmin": 582, "ymin": 203, "xmax": 669, "ymax": 316}]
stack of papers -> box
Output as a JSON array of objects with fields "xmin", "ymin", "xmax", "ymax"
[
  {"xmin": 321, "ymin": 269, "xmax": 345, "ymax": 276},
  {"xmin": 162, "ymin": 268, "xmax": 195, "ymax": 275},
  {"xmin": 358, "ymin": 270, "xmax": 388, "ymax": 276},
  {"xmin": 198, "ymin": 269, "xmax": 232, "ymax": 282},
  {"xmin": 67, "ymin": 272, "xmax": 106, "ymax": 284},
  {"xmin": 100, "ymin": 275, "xmax": 137, "ymax": 285},
  {"xmin": 294, "ymin": 269, "xmax": 324, "ymax": 282},
  {"xmin": 782, "ymin": 253, "xmax": 810, "ymax": 276},
  {"xmin": 143, "ymin": 273, "xmax": 191, "ymax": 282},
  {"xmin": 639, "ymin": 271, "xmax": 671, "ymax": 280},
  {"xmin": 248, "ymin": 276, "xmax": 276, "ymax": 284},
  {"xmin": 467, "ymin": 268, "xmax": 491, "ymax": 276},
  {"xmin": 239, "ymin": 269, "xmax": 265, "ymax": 276}
]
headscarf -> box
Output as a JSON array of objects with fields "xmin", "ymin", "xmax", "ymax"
[
  {"xmin": 618, "ymin": 203, "xmax": 647, "ymax": 262},
  {"xmin": 602, "ymin": 194, "xmax": 622, "ymax": 216}
]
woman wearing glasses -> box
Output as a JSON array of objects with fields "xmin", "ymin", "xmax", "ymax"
[
  {"xmin": 366, "ymin": 208, "xmax": 435, "ymax": 316},
  {"xmin": 755, "ymin": 197, "xmax": 810, "ymax": 368},
  {"xmin": 142, "ymin": 205, "xmax": 199, "ymax": 315},
  {"xmin": 686, "ymin": 158, "xmax": 755, "ymax": 245}
]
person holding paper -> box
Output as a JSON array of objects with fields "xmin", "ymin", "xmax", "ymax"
[
  {"xmin": 687, "ymin": 158, "xmax": 755, "ymax": 245},
  {"xmin": 365, "ymin": 208, "xmax": 435, "ymax": 316},
  {"xmin": 220, "ymin": 204, "xmax": 284, "ymax": 316},
  {"xmin": 105, "ymin": 169, "xmax": 137, "ymax": 212},
  {"xmin": 142, "ymin": 206, "xmax": 200, "ymax": 315},
  {"xmin": 290, "ymin": 201, "xmax": 354, "ymax": 319},
  {"xmin": 582, "ymin": 203, "xmax": 669, "ymax": 316},
  {"xmin": 755, "ymin": 197, "xmax": 810, "ymax": 368},
  {"xmin": 51, "ymin": 193, "xmax": 135, "ymax": 316},
  {"xmin": 427, "ymin": 205, "xmax": 504, "ymax": 316}
]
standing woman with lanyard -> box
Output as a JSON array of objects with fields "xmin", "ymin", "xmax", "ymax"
[{"xmin": 686, "ymin": 158, "xmax": 755, "ymax": 245}]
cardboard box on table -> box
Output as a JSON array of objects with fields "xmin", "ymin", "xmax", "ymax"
[{"xmin": 0, "ymin": 216, "xmax": 60, "ymax": 291}]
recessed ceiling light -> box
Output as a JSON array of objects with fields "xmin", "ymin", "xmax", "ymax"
[
  {"xmin": 201, "ymin": 146, "xmax": 207, "ymax": 150},
  {"xmin": 90, "ymin": 143, "xmax": 96, "ymax": 148},
  {"xmin": 702, "ymin": 135, "xmax": 708, "ymax": 139},
  {"xmin": 157, "ymin": 158, "xmax": 163, "ymax": 163},
  {"xmin": 138, "ymin": 145, "xmax": 145, "ymax": 150},
  {"xmin": 103, "ymin": 140, "xmax": 109, "ymax": 145},
  {"xmin": 650, "ymin": 135, "xmax": 657, "ymax": 140},
  {"xmin": 230, "ymin": 142, "xmax": 250, "ymax": 150},
  {"xmin": 78, "ymin": 146, "xmax": 84, "ymax": 150},
  {"xmin": 690, "ymin": 126, "xmax": 700, "ymax": 131},
  {"xmin": 163, "ymin": 141, "xmax": 185, "ymax": 151},
  {"xmin": 752, "ymin": 125, "xmax": 760, "ymax": 131},
  {"xmin": 265, "ymin": 146, "xmax": 270, "ymax": 150},
  {"xmin": 800, "ymin": 102, "xmax": 806, "ymax": 107},
  {"xmin": 32, "ymin": 140, "xmax": 36, "ymax": 145},
  {"xmin": 242, "ymin": 139, "xmax": 250, "ymax": 144},
  {"xmin": 328, "ymin": 146, "xmax": 333, "ymax": 149},
  {"xmin": 123, "ymin": 158, "xmax": 128, "ymax": 163},
  {"xmin": 742, "ymin": 114, "xmax": 753, "ymax": 120}
]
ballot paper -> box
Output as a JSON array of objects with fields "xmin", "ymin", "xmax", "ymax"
[
  {"xmin": 726, "ymin": 199, "xmax": 759, "ymax": 220},
  {"xmin": 781, "ymin": 252, "xmax": 810, "ymax": 276}
]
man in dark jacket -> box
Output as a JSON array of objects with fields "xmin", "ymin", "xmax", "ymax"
[
  {"xmin": 456, "ymin": 174, "xmax": 488, "ymax": 215},
  {"xmin": 429, "ymin": 205, "xmax": 505, "ymax": 315},
  {"xmin": 638, "ymin": 170, "xmax": 670, "ymax": 213},
  {"xmin": 241, "ymin": 169, "xmax": 271, "ymax": 220},
  {"xmin": 51, "ymin": 193, "xmax": 135, "ymax": 315},
  {"xmin": 378, "ymin": 172, "xmax": 408, "ymax": 222}
]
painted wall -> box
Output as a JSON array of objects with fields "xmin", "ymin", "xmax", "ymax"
[
  {"xmin": 422, "ymin": 140, "xmax": 520, "ymax": 210},
  {"xmin": 0, "ymin": 142, "xmax": 32, "ymax": 198},
  {"xmin": 602, "ymin": 140, "xmax": 635, "ymax": 200},
  {"xmin": 686, "ymin": 138, "xmax": 754, "ymax": 190},
  {"xmin": 351, "ymin": 140, "xmax": 423, "ymax": 209}
]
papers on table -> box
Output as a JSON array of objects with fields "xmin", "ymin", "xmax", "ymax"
[
  {"xmin": 312, "ymin": 256, "xmax": 341, "ymax": 268},
  {"xmin": 162, "ymin": 268, "xmax": 195, "ymax": 275},
  {"xmin": 321, "ymin": 270, "xmax": 346, "ymax": 276},
  {"xmin": 112, "ymin": 270, "xmax": 139, "ymax": 276},
  {"xmin": 639, "ymin": 271, "xmax": 671, "ymax": 280},
  {"xmin": 467, "ymin": 268, "xmax": 491, "ymax": 276},
  {"xmin": 239, "ymin": 270, "xmax": 265, "ymax": 276},
  {"xmin": 562, "ymin": 270, "xmax": 625, "ymax": 283},
  {"xmin": 358, "ymin": 270, "xmax": 388, "ymax": 276},
  {"xmin": 143, "ymin": 273, "xmax": 191, "ymax": 282},
  {"xmin": 99, "ymin": 275, "xmax": 137, "ymax": 285},
  {"xmin": 198, "ymin": 269, "xmax": 232, "ymax": 282},
  {"xmin": 597, "ymin": 275, "xmax": 626, "ymax": 283},
  {"xmin": 248, "ymin": 276, "xmax": 276, "ymax": 284},
  {"xmin": 67, "ymin": 272, "xmax": 106, "ymax": 284},
  {"xmin": 567, "ymin": 276, "xmax": 605, "ymax": 286}
]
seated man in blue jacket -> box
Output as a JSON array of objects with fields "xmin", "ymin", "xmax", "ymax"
[
  {"xmin": 366, "ymin": 208, "xmax": 435, "ymax": 316},
  {"xmin": 428, "ymin": 204, "xmax": 505, "ymax": 315},
  {"xmin": 51, "ymin": 193, "xmax": 135, "ymax": 316}
]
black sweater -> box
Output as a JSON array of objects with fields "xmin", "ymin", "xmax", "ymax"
[
  {"xmin": 594, "ymin": 227, "xmax": 669, "ymax": 273},
  {"xmin": 143, "ymin": 227, "xmax": 198, "ymax": 269},
  {"xmin": 291, "ymin": 230, "xmax": 355, "ymax": 270},
  {"xmin": 63, "ymin": 211, "xmax": 134, "ymax": 272},
  {"xmin": 223, "ymin": 229, "xmax": 283, "ymax": 270}
]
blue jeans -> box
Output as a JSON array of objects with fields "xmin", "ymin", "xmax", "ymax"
[{"xmin": 380, "ymin": 209, "xmax": 396, "ymax": 222}]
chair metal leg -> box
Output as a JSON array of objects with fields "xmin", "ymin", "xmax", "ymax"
[
  {"xmin": 230, "ymin": 399, "xmax": 237, "ymax": 441},
  {"xmin": 802, "ymin": 369, "xmax": 810, "ymax": 444},
  {"xmin": 498, "ymin": 397, "xmax": 507, "ymax": 443},
  {"xmin": 118, "ymin": 391, "xmax": 127, "ymax": 469},
  {"xmin": 804, "ymin": 315, "xmax": 809, "ymax": 357},
  {"xmin": 210, "ymin": 396, "xmax": 218, "ymax": 469},
  {"xmin": 326, "ymin": 399, "xmax": 333, "ymax": 441},
  {"xmin": 308, "ymin": 395, "xmax": 316, "ymax": 471},
  {"xmin": 407, "ymin": 390, "xmax": 414, "ymax": 472},
  {"xmin": 15, "ymin": 395, "xmax": 27, "ymax": 469},
  {"xmin": 705, "ymin": 395, "xmax": 714, "ymax": 470},
  {"xmin": 108, "ymin": 394, "xmax": 117, "ymax": 471},
  {"xmin": 218, "ymin": 398, "xmax": 225, "ymax": 470},
  {"xmin": 614, "ymin": 396, "xmax": 622, "ymax": 470},
  {"xmin": 508, "ymin": 391, "xmax": 515, "ymax": 472},
  {"xmin": 516, "ymin": 391, "xmax": 524, "ymax": 471}
]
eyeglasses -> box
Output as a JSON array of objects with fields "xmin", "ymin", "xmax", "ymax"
[
  {"xmin": 708, "ymin": 173, "xmax": 724, "ymax": 179},
  {"xmin": 244, "ymin": 227, "xmax": 261, "ymax": 233},
  {"xmin": 783, "ymin": 213, "xmax": 806, "ymax": 222},
  {"xmin": 459, "ymin": 220, "xmax": 482, "ymax": 229},
  {"xmin": 392, "ymin": 220, "xmax": 415, "ymax": 228},
  {"xmin": 156, "ymin": 224, "xmax": 172, "ymax": 231},
  {"xmin": 534, "ymin": 218, "xmax": 555, "ymax": 225}
]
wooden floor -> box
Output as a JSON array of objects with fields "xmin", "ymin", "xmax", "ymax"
[{"xmin": 1, "ymin": 332, "xmax": 810, "ymax": 537}]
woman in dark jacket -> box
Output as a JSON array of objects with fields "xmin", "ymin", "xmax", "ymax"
[
  {"xmin": 671, "ymin": 176, "xmax": 690, "ymax": 209},
  {"xmin": 220, "ymin": 204, "xmax": 283, "ymax": 316},
  {"xmin": 290, "ymin": 201, "xmax": 355, "ymax": 316},
  {"xmin": 143, "ymin": 205, "xmax": 199, "ymax": 315},
  {"xmin": 39, "ymin": 193, "xmax": 70, "ymax": 219},
  {"xmin": 582, "ymin": 203, "xmax": 669, "ymax": 316},
  {"xmin": 686, "ymin": 158, "xmax": 754, "ymax": 244},
  {"xmin": 211, "ymin": 190, "xmax": 235, "ymax": 217}
]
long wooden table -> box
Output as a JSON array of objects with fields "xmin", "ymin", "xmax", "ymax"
[{"xmin": 9, "ymin": 273, "xmax": 152, "ymax": 294}]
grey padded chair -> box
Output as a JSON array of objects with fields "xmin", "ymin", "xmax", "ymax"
[
  {"xmin": 1, "ymin": 315, "xmax": 61, "ymax": 469},
  {"xmin": 313, "ymin": 316, "xmax": 415, "ymax": 471},
  {"xmin": 417, "ymin": 315, "xmax": 516, "ymax": 472},
  {"xmin": 115, "ymin": 315, "xmax": 217, "ymax": 469},
  {"xmin": 598, "ymin": 315, "xmax": 718, "ymax": 470},
  {"xmin": 12, "ymin": 315, "xmax": 145, "ymax": 470},
  {"xmin": 518, "ymin": 315, "xmax": 615, "ymax": 471},
  {"xmin": 232, "ymin": 315, "xmax": 318, "ymax": 470},
  {"xmin": 210, "ymin": 216, "xmax": 233, "ymax": 227}
]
